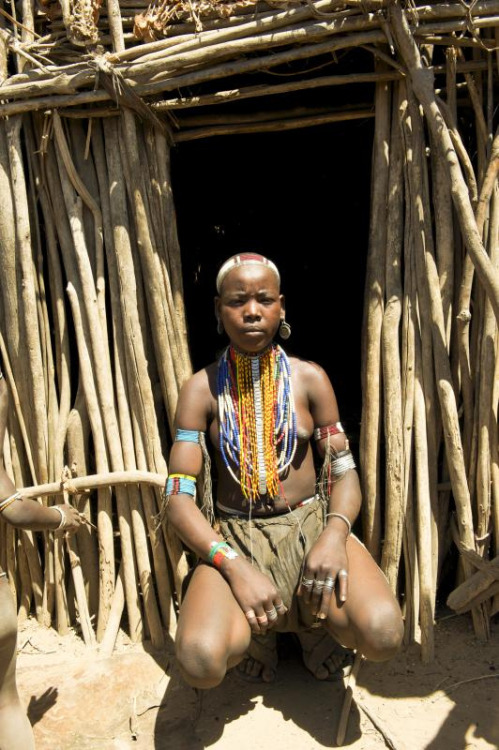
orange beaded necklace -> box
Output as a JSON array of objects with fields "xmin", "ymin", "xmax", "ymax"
[{"xmin": 217, "ymin": 344, "xmax": 297, "ymax": 503}]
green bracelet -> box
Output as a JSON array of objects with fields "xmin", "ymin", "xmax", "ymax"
[{"xmin": 208, "ymin": 541, "xmax": 226, "ymax": 563}]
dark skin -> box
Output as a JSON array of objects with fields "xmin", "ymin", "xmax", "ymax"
[
  {"xmin": 167, "ymin": 265, "xmax": 403, "ymax": 688},
  {"xmin": 0, "ymin": 374, "xmax": 83, "ymax": 750}
]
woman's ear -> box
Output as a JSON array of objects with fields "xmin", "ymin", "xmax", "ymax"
[{"xmin": 280, "ymin": 294, "xmax": 286, "ymax": 318}]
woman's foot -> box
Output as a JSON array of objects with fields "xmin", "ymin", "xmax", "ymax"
[
  {"xmin": 297, "ymin": 629, "xmax": 353, "ymax": 681},
  {"xmin": 237, "ymin": 656, "xmax": 277, "ymax": 683},
  {"xmin": 235, "ymin": 629, "xmax": 353, "ymax": 683},
  {"xmin": 236, "ymin": 631, "xmax": 278, "ymax": 683}
]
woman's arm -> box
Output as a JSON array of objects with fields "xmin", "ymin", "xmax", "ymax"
[
  {"xmin": 163, "ymin": 370, "xmax": 225, "ymax": 558},
  {"xmin": 1, "ymin": 494, "xmax": 82, "ymax": 532},
  {"xmin": 299, "ymin": 361, "xmax": 362, "ymax": 611},
  {"xmin": 165, "ymin": 369, "xmax": 287, "ymax": 632},
  {"xmin": 0, "ymin": 374, "xmax": 82, "ymax": 534}
]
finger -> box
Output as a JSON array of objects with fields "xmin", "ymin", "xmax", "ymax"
[
  {"xmin": 310, "ymin": 580, "xmax": 326, "ymax": 615},
  {"xmin": 318, "ymin": 576, "xmax": 335, "ymax": 618},
  {"xmin": 244, "ymin": 609, "xmax": 259, "ymax": 633},
  {"xmin": 337, "ymin": 568, "xmax": 348, "ymax": 602},
  {"xmin": 255, "ymin": 613, "xmax": 268, "ymax": 634},
  {"xmin": 265, "ymin": 606, "xmax": 278, "ymax": 626},
  {"xmin": 274, "ymin": 599, "xmax": 288, "ymax": 618},
  {"xmin": 299, "ymin": 575, "xmax": 314, "ymax": 601}
]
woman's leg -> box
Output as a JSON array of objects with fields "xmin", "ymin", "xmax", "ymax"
[
  {"xmin": 325, "ymin": 537, "xmax": 404, "ymax": 662},
  {"xmin": 175, "ymin": 564, "xmax": 252, "ymax": 689},
  {"xmin": 0, "ymin": 581, "xmax": 35, "ymax": 750}
]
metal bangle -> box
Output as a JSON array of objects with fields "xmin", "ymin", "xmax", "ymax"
[
  {"xmin": 325, "ymin": 512, "xmax": 352, "ymax": 537},
  {"xmin": 52, "ymin": 506, "xmax": 67, "ymax": 530}
]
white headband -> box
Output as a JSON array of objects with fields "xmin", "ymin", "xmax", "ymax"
[{"xmin": 216, "ymin": 253, "xmax": 280, "ymax": 293}]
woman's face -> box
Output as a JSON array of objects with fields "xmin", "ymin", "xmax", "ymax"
[{"xmin": 215, "ymin": 265, "xmax": 284, "ymax": 354}]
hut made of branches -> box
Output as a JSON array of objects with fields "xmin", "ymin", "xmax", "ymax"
[{"xmin": 0, "ymin": 0, "xmax": 498, "ymax": 661}]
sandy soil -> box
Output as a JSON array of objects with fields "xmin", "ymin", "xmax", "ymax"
[{"xmin": 16, "ymin": 613, "xmax": 499, "ymax": 750}]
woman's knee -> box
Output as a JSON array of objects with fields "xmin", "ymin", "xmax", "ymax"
[
  {"xmin": 355, "ymin": 602, "xmax": 404, "ymax": 662},
  {"xmin": 175, "ymin": 632, "xmax": 230, "ymax": 689}
]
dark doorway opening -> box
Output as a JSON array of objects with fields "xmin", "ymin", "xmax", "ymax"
[{"xmin": 171, "ymin": 117, "xmax": 374, "ymax": 441}]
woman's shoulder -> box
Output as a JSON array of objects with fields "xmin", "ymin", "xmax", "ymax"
[
  {"xmin": 180, "ymin": 362, "xmax": 218, "ymax": 396},
  {"xmin": 177, "ymin": 363, "xmax": 219, "ymax": 423},
  {"xmin": 288, "ymin": 354, "xmax": 330, "ymax": 382}
]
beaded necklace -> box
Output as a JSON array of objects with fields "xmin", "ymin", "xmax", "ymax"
[{"xmin": 217, "ymin": 343, "xmax": 297, "ymax": 503}]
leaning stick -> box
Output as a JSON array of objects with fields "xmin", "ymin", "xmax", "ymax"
[
  {"xmin": 6, "ymin": 116, "xmax": 48, "ymax": 485},
  {"xmin": 61, "ymin": 472, "xmax": 96, "ymax": 647},
  {"xmin": 413, "ymin": 329, "xmax": 435, "ymax": 663},
  {"xmin": 381, "ymin": 83, "xmax": 405, "ymax": 590},
  {"xmin": 65, "ymin": 387, "xmax": 99, "ymax": 618},
  {"xmin": 336, "ymin": 652, "xmax": 363, "ymax": 746},
  {"xmin": 0, "ymin": 333, "xmax": 37, "ymax": 483},
  {"xmin": 153, "ymin": 131, "xmax": 192, "ymax": 379},
  {"xmin": 360, "ymin": 76, "xmax": 390, "ymax": 562},
  {"xmin": 457, "ymin": 127, "xmax": 499, "ymax": 466},
  {"xmin": 99, "ymin": 564, "xmax": 126, "ymax": 657},
  {"xmin": 65, "ymin": 282, "xmax": 116, "ymax": 639},
  {"xmin": 399, "ymin": 89, "xmax": 417, "ymax": 643},
  {"xmin": 16, "ymin": 535, "xmax": 33, "ymax": 623},
  {"xmin": 8, "ymin": 414, "xmax": 45, "ymax": 625},
  {"xmin": 0, "ymin": 121, "xmax": 20, "ymax": 374},
  {"xmin": 475, "ymin": 187, "xmax": 499, "ymax": 553}
]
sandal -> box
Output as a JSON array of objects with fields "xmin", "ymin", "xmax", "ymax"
[{"xmin": 297, "ymin": 629, "xmax": 354, "ymax": 681}]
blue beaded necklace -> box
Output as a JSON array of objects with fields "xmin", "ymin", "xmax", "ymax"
[{"xmin": 217, "ymin": 343, "xmax": 297, "ymax": 503}]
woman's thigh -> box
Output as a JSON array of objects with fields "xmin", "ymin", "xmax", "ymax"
[
  {"xmin": 326, "ymin": 537, "xmax": 403, "ymax": 652},
  {"xmin": 176, "ymin": 564, "xmax": 251, "ymax": 665}
]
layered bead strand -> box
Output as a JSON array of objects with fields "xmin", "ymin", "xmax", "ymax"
[{"xmin": 217, "ymin": 344, "xmax": 297, "ymax": 503}]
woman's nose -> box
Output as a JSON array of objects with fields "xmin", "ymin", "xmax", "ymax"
[{"xmin": 244, "ymin": 300, "xmax": 261, "ymax": 318}]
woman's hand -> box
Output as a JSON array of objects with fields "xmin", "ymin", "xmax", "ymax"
[
  {"xmin": 53, "ymin": 503, "xmax": 85, "ymax": 535},
  {"xmin": 221, "ymin": 556, "xmax": 288, "ymax": 634},
  {"xmin": 298, "ymin": 526, "xmax": 349, "ymax": 619}
]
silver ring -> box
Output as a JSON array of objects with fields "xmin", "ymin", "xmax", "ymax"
[
  {"xmin": 245, "ymin": 609, "xmax": 256, "ymax": 620},
  {"xmin": 275, "ymin": 603, "xmax": 286, "ymax": 612},
  {"xmin": 314, "ymin": 580, "xmax": 325, "ymax": 588},
  {"xmin": 338, "ymin": 569, "xmax": 348, "ymax": 577},
  {"xmin": 301, "ymin": 578, "xmax": 314, "ymax": 587},
  {"xmin": 266, "ymin": 609, "xmax": 278, "ymax": 621}
]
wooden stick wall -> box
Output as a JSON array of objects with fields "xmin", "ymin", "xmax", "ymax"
[
  {"xmin": 360, "ymin": 4, "xmax": 499, "ymax": 661},
  {"xmin": 0, "ymin": 1, "xmax": 498, "ymax": 659}
]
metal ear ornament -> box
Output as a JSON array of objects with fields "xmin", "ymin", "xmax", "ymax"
[
  {"xmin": 217, "ymin": 318, "xmax": 224, "ymax": 335},
  {"xmin": 279, "ymin": 319, "xmax": 291, "ymax": 340}
]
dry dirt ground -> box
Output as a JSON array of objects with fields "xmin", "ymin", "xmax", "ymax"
[{"xmin": 16, "ymin": 613, "xmax": 499, "ymax": 750}]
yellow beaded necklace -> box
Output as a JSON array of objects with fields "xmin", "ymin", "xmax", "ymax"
[{"xmin": 217, "ymin": 344, "xmax": 297, "ymax": 503}]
